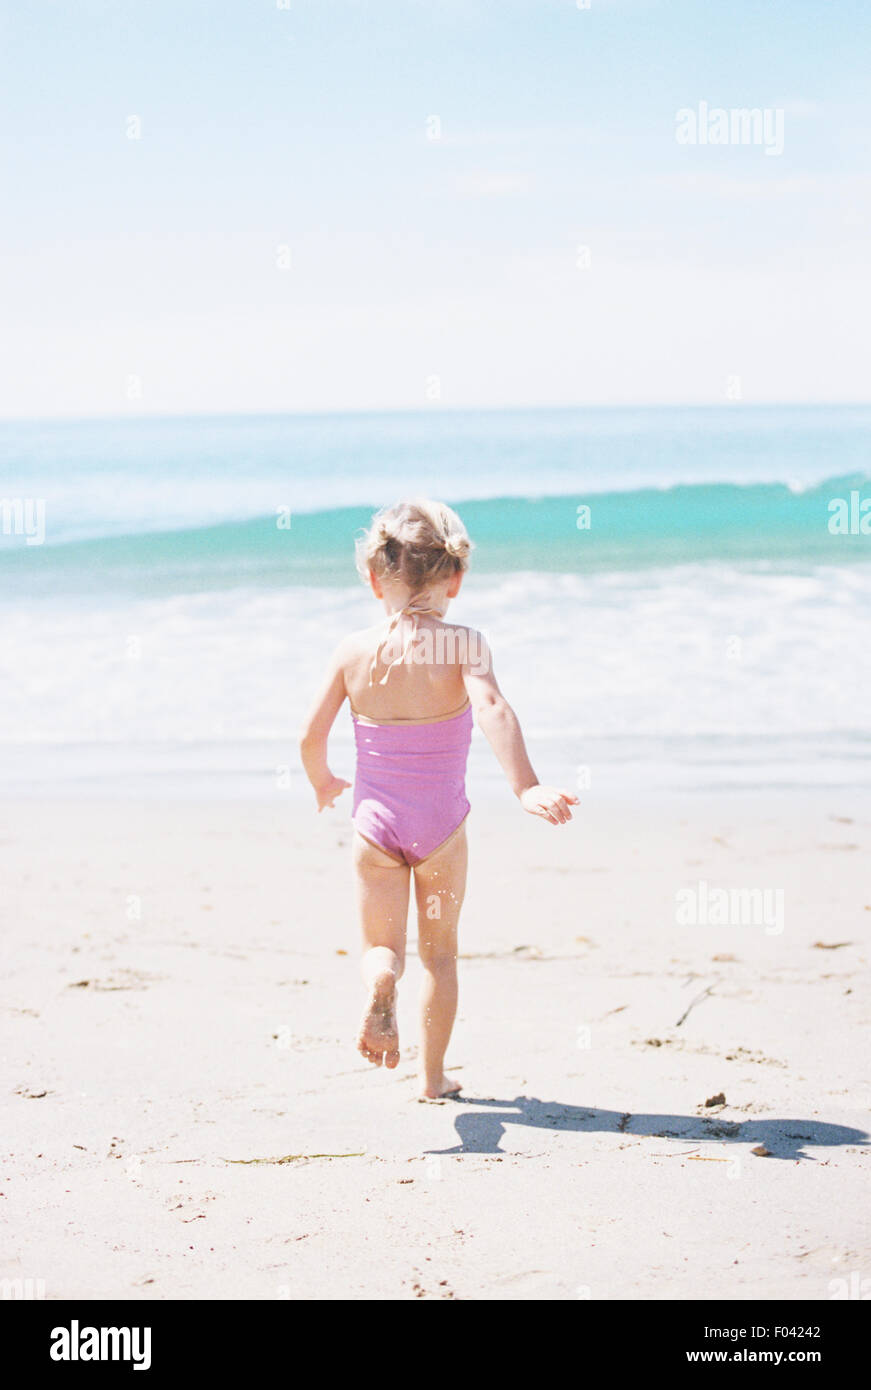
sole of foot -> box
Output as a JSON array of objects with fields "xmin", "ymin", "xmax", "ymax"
[{"xmin": 357, "ymin": 972, "xmax": 400, "ymax": 1069}]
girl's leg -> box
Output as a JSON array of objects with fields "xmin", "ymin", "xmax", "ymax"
[
  {"xmin": 353, "ymin": 831, "xmax": 410, "ymax": 1069},
  {"xmin": 413, "ymin": 819, "xmax": 468, "ymax": 1099}
]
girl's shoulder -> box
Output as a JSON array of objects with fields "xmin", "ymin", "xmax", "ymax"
[
  {"xmin": 331, "ymin": 625, "xmax": 382, "ymax": 664},
  {"xmin": 333, "ymin": 619, "xmax": 491, "ymax": 676},
  {"xmin": 422, "ymin": 617, "xmax": 487, "ymax": 648}
]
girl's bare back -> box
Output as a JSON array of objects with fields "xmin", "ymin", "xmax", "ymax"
[{"xmin": 341, "ymin": 615, "xmax": 473, "ymax": 723}]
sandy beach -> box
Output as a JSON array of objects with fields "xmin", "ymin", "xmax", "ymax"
[{"xmin": 3, "ymin": 788, "xmax": 869, "ymax": 1301}]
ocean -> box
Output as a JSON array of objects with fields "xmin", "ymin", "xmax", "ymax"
[{"xmin": 1, "ymin": 405, "xmax": 869, "ymax": 799}]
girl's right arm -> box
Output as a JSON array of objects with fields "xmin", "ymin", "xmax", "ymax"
[
  {"xmin": 299, "ymin": 642, "xmax": 352, "ymax": 812},
  {"xmin": 462, "ymin": 637, "xmax": 578, "ymax": 826}
]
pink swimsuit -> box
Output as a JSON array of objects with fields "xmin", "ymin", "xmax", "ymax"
[{"xmin": 351, "ymin": 705, "xmax": 473, "ymax": 865}]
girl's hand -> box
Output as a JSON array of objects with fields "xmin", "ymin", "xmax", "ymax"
[
  {"xmin": 519, "ymin": 785, "xmax": 579, "ymax": 825},
  {"xmin": 316, "ymin": 775, "xmax": 352, "ymax": 812}
]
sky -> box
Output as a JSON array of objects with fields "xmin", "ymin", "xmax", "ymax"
[{"xmin": 1, "ymin": 0, "xmax": 869, "ymax": 418}]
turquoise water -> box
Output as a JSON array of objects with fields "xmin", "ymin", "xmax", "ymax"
[
  {"xmin": 1, "ymin": 405, "xmax": 869, "ymax": 794},
  {"xmin": 4, "ymin": 478, "xmax": 870, "ymax": 597}
]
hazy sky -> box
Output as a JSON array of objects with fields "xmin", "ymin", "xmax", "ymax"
[{"xmin": 1, "ymin": 0, "xmax": 869, "ymax": 418}]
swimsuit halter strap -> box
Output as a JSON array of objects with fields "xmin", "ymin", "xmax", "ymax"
[{"xmin": 368, "ymin": 595, "xmax": 444, "ymax": 687}]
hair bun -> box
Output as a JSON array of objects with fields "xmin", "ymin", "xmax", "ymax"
[{"xmin": 355, "ymin": 498, "xmax": 472, "ymax": 588}]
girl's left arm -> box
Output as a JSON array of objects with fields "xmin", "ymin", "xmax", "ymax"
[{"xmin": 299, "ymin": 644, "xmax": 352, "ymax": 812}]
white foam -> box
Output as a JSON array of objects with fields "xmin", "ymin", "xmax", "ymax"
[{"xmin": 2, "ymin": 566, "xmax": 868, "ymax": 767}]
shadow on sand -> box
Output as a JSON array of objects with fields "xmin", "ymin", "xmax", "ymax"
[{"xmin": 429, "ymin": 1095, "xmax": 868, "ymax": 1162}]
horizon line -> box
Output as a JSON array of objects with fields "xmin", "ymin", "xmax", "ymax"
[{"xmin": 1, "ymin": 399, "xmax": 870, "ymax": 428}]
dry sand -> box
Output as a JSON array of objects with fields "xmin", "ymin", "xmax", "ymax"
[{"xmin": 3, "ymin": 791, "xmax": 870, "ymax": 1300}]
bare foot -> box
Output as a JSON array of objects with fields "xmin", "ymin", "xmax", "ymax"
[
  {"xmin": 357, "ymin": 972, "xmax": 400, "ymax": 1069},
  {"xmin": 418, "ymin": 1073, "xmax": 462, "ymax": 1101}
]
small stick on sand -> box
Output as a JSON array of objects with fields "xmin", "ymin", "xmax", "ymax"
[{"xmin": 675, "ymin": 984, "xmax": 715, "ymax": 1028}]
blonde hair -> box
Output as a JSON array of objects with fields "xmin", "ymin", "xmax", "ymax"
[{"xmin": 356, "ymin": 499, "xmax": 473, "ymax": 593}]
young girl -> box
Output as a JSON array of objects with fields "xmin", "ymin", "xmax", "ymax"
[{"xmin": 299, "ymin": 499, "xmax": 577, "ymax": 1099}]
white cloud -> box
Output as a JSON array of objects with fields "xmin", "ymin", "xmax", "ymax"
[
  {"xmin": 425, "ymin": 124, "xmax": 597, "ymax": 151},
  {"xmin": 451, "ymin": 171, "xmax": 531, "ymax": 197},
  {"xmin": 779, "ymin": 98, "xmax": 823, "ymax": 117},
  {"xmin": 653, "ymin": 170, "xmax": 871, "ymax": 203}
]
